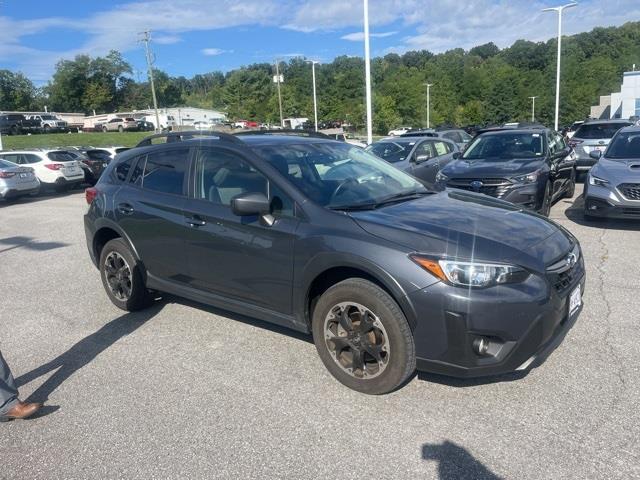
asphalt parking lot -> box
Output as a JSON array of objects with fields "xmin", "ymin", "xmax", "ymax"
[{"xmin": 1, "ymin": 185, "xmax": 639, "ymax": 480}]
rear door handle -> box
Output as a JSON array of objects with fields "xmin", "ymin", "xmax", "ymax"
[
  {"xmin": 117, "ymin": 203, "xmax": 134, "ymax": 215},
  {"xmin": 186, "ymin": 216, "xmax": 206, "ymax": 227}
]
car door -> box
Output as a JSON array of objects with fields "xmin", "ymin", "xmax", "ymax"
[
  {"xmin": 548, "ymin": 132, "xmax": 573, "ymax": 198},
  {"xmin": 112, "ymin": 147, "xmax": 190, "ymax": 282},
  {"xmin": 182, "ymin": 146, "xmax": 298, "ymax": 315},
  {"xmin": 409, "ymin": 140, "xmax": 454, "ymax": 186}
]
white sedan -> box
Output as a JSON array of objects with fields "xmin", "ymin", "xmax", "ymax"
[{"xmin": 387, "ymin": 126, "xmax": 412, "ymax": 136}]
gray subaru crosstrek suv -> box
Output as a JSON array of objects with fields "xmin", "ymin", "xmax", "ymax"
[
  {"xmin": 569, "ymin": 119, "xmax": 632, "ymax": 172},
  {"xmin": 584, "ymin": 125, "xmax": 640, "ymax": 219},
  {"xmin": 84, "ymin": 130, "xmax": 586, "ymax": 394}
]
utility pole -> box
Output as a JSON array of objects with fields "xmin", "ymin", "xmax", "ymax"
[
  {"xmin": 306, "ymin": 61, "xmax": 319, "ymax": 131},
  {"xmin": 140, "ymin": 30, "xmax": 161, "ymax": 132},
  {"xmin": 542, "ymin": 2, "xmax": 577, "ymax": 131},
  {"xmin": 424, "ymin": 83, "xmax": 433, "ymax": 128},
  {"xmin": 363, "ymin": 0, "xmax": 373, "ymax": 145},
  {"xmin": 275, "ymin": 60, "xmax": 284, "ymax": 127},
  {"xmin": 529, "ymin": 96, "xmax": 538, "ymax": 122}
]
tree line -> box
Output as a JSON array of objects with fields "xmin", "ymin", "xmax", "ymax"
[{"xmin": 1, "ymin": 21, "xmax": 639, "ymax": 133}]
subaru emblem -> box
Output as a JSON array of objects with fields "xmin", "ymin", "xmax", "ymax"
[{"xmin": 470, "ymin": 180, "xmax": 484, "ymax": 191}]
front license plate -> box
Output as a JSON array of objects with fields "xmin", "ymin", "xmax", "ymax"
[{"xmin": 569, "ymin": 285, "xmax": 581, "ymax": 316}]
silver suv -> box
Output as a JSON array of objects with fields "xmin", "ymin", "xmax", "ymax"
[{"xmin": 569, "ymin": 119, "xmax": 632, "ymax": 172}]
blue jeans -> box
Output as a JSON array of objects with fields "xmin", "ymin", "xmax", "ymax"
[{"xmin": 0, "ymin": 351, "xmax": 19, "ymax": 415}]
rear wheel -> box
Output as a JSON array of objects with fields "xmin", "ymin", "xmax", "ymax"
[
  {"xmin": 102, "ymin": 126, "xmax": 108, "ymax": 133},
  {"xmin": 312, "ymin": 278, "xmax": 415, "ymax": 394},
  {"xmin": 99, "ymin": 238, "xmax": 151, "ymax": 311}
]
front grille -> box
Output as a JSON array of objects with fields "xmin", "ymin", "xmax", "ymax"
[
  {"xmin": 618, "ymin": 183, "xmax": 640, "ymax": 201},
  {"xmin": 546, "ymin": 244, "xmax": 581, "ymax": 293},
  {"xmin": 622, "ymin": 207, "xmax": 640, "ymax": 216},
  {"xmin": 447, "ymin": 178, "xmax": 512, "ymax": 198}
]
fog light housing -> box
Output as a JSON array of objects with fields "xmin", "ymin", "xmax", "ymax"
[
  {"xmin": 472, "ymin": 336, "xmax": 504, "ymax": 358},
  {"xmin": 473, "ymin": 337, "xmax": 490, "ymax": 356}
]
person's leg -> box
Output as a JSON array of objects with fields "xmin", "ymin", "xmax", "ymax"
[{"xmin": 0, "ymin": 350, "xmax": 20, "ymax": 415}]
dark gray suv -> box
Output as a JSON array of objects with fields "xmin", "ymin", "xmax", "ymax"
[{"xmin": 84, "ymin": 131, "xmax": 585, "ymax": 394}]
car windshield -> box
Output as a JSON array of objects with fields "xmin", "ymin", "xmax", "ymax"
[
  {"xmin": 462, "ymin": 132, "xmax": 545, "ymax": 160},
  {"xmin": 365, "ymin": 140, "xmax": 416, "ymax": 163},
  {"xmin": 255, "ymin": 142, "xmax": 428, "ymax": 210},
  {"xmin": 573, "ymin": 123, "xmax": 631, "ymax": 139},
  {"xmin": 606, "ymin": 132, "xmax": 640, "ymax": 159}
]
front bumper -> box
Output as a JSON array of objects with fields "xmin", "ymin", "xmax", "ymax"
[
  {"xmin": 584, "ymin": 182, "xmax": 640, "ymax": 219},
  {"xmin": 408, "ymin": 257, "xmax": 585, "ymax": 378}
]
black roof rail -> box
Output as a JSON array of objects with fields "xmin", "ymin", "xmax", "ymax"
[
  {"xmin": 135, "ymin": 130, "xmax": 245, "ymax": 148},
  {"xmin": 234, "ymin": 129, "xmax": 332, "ymax": 139}
]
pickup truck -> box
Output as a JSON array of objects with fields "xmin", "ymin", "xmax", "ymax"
[
  {"xmin": 26, "ymin": 114, "xmax": 68, "ymax": 132},
  {"xmin": 0, "ymin": 114, "xmax": 42, "ymax": 135}
]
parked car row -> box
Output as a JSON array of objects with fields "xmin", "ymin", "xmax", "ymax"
[{"xmin": 0, "ymin": 145, "xmax": 129, "ymax": 201}]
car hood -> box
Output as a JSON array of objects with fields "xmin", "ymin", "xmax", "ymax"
[
  {"xmin": 349, "ymin": 190, "xmax": 573, "ymax": 271},
  {"xmin": 440, "ymin": 157, "xmax": 543, "ymax": 178},
  {"xmin": 592, "ymin": 157, "xmax": 640, "ymax": 182}
]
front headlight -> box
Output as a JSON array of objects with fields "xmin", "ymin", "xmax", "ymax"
[
  {"xmin": 511, "ymin": 170, "xmax": 540, "ymax": 184},
  {"xmin": 435, "ymin": 171, "xmax": 449, "ymax": 183},
  {"xmin": 588, "ymin": 174, "xmax": 609, "ymax": 187},
  {"xmin": 410, "ymin": 255, "xmax": 527, "ymax": 288}
]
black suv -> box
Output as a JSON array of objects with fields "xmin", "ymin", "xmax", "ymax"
[
  {"xmin": 436, "ymin": 128, "xmax": 577, "ymax": 216},
  {"xmin": 84, "ymin": 131, "xmax": 585, "ymax": 394}
]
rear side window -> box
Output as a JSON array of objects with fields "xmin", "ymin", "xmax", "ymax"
[
  {"xmin": 574, "ymin": 123, "xmax": 631, "ymax": 139},
  {"xmin": 0, "ymin": 154, "xmax": 22, "ymax": 164},
  {"xmin": 115, "ymin": 157, "xmax": 134, "ymax": 182},
  {"xmin": 23, "ymin": 154, "xmax": 41, "ymax": 164},
  {"xmin": 142, "ymin": 148, "xmax": 189, "ymax": 195}
]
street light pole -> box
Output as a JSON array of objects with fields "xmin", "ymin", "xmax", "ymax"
[
  {"xmin": 307, "ymin": 61, "xmax": 319, "ymax": 131},
  {"xmin": 140, "ymin": 30, "xmax": 161, "ymax": 132},
  {"xmin": 424, "ymin": 83, "xmax": 433, "ymax": 128},
  {"xmin": 275, "ymin": 59, "xmax": 284, "ymax": 128},
  {"xmin": 529, "ymin": 96, "xmax": 538, "ymax": 122},
  {"xmin": 542, "ymin": 2, "xmax": 577, "ymax": 131},
  {"xmin": 363, "ymin": 0, "xmax": 373, "ymax": 145}
]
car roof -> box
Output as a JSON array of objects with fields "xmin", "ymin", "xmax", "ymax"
[
  {"xmin": 480, "ymin": 128, "xmax": 549, "ymax": 136},
  {"xmin": 185, "ymin": 134, "xmax": 338, "ymax": 147},
  {"xmin": 618, "ymin": 125, "xmax": 640, "ymax": 133},
  {"xmin": 583, "ymin": 119, "xmax": 633, "ymax": 125}
]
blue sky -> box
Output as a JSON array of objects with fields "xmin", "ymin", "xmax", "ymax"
[{"xmin": 1, "ymin": 0, "xmax": 638, "ymax": 84}]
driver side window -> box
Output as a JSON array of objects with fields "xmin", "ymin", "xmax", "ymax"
[
  {"xmin": 414, "ymin": 141, "xmax": 434, "ymax": 160},
  {"xmin": 194, "ymin": 148, "xmax": 294, "ymax": 217}
]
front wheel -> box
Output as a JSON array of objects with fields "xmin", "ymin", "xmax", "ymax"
[
  {"xmin": 99, "ymin": 238, "xmax": 151, "ymax": 311},
  {"xmin": 564, "ymin": 168, "xmax": 576, "ymax": 199},
  {"xmin": 312, "ymin": 278, "xmax": 415, "ymax": 394}
]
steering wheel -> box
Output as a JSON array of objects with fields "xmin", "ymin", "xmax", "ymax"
[{"xmin": 329, "ymin": 178, "xmax": 359, "ymax": 204}]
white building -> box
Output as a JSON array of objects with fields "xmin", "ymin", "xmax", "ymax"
[
  {"xmin": 590, "ymin": 70, "xmax": 640, "ymax": 120},
  {"xmin": 134, "ymin": 107, "xmax": 226, "ymax": 126}
]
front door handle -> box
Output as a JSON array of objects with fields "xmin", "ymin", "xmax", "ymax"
[
  {"xmin": 186, "ymin": 216, "xmax": 206, "ymax": 227},
  {"xmin": 117, "ymin": 203, "xmax": 134, "ymax": 215}
]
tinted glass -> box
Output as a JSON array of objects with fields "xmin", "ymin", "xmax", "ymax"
[
  {"xmin": 463, "ymin": 132, "xmax": 545, "ymax": 160},
  {"xmin": 573, "ymin": 123, "xmax": 631, "ymax": 139},
  {"xmin": 115, "ymin": 157, "xmax": 134, "ymax": 182},
  {"xmin": 23, "ymin": 154, "xmax": 41, "ymax": 164},
  {"xmin": 365, "ymin": 139, "xmax": 416, "ymax": 163},
  {"xmin": 142, "ymin": 148, "xmax": 189, "ymax": 195},
  {"xmin": 255, "ymin": 142, "xmax": 426, "ymax": 209},
  {"xmin": 443, "ymin": 131, "xmax": 462, "ymax": 143},
  {"xmin": 129, "ymin": 156, "xmax": 145, "ymax": 185},
  {"xmin": 414, "ymin": 141, "xmax": 434, "ymax": 159},
  {"xmin": 606, "ymin": 131, "xmax": 640, "ymax": 159},
  {"xmin": 47, "ymin": 151, "xmax": 76, "ymax": 162},
  {"xmin": 0, "ymin": 159, "xmax": 16, "ymax": 168},
  {"xmin": 0, "ymin": 154, "xmax": 22, "ymax": 164}
]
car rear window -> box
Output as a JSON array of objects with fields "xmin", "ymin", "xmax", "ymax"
[
  {"xmin": 47, "ymin": 151, "xmax": 76, "ymax": 162},
  {"xmin": 0, "ymin": 159, "xmax": 16, "ymax": 168},
  {"xmin": 573, "ymin": 123, "xmax": 631, "ymax": 139}
]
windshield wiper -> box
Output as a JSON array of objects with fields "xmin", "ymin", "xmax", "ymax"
[
  {"xmin": 329, "ymin": 203, "xmax": 378, "ymax": 211},
  {"xmin": 329, "ymin": 190, "xmax": 431, "ymax": 212}
]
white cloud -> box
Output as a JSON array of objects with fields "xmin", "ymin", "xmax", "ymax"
[
  {"xmin": 201, "ymin": 48, "xmax": 228, "ymax": 56},
  {"xmin": 341, "ymin": 31, "xmax": 397, "ymax": 42},
  {"xmin": 154, "ymin": 34, "xmax": 182, "ymax": 45}
]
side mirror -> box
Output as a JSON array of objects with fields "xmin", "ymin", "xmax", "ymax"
[
  {"xmin": 452, "ymin": 152, "xmax": 461, "ymax": 159},
  {"xmin": 415, "ymin": 154, "xmax": 430, "ymax": 163},
  {"xmin": 231, "ymin": 192, "xmax": 270, "ymax": 216},
  {"xmin": 589, "ymin": 150, "xmax": 602, "ymax": 160}
]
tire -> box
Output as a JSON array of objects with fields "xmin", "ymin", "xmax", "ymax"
[
  {"xmin": 118, "ymin": 125, "xmax": 124, "ymax": 132},
  {"xmin": 312, "ymin": 278, "xmax": 415, "ymax": 394},
  {"xmin": 99, "ymin": 238, "xmax": 151, "ymax": 311},
  {"xmin": 564, "ymin": 168, "xmax": 576, "ymax": 199},
  {"xmin": 102, "ymin": 126, "xmax": 108, "ymax": 133},
  {"xmin": 539, "ymin": 181, "xmax": 552, "ymax": 217},
  {"xmin": 43, "ymin": 125, "xmax": 50, "ymax": 133},
  {"xmin": 10, "ymin": 126, "xmax": 19, "ymax": 136}
]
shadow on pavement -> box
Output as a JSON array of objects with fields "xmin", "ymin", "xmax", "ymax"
[
  {"xmin": 0, "ymin": 235, "xmax": 69, "ymax": 254},
  {"xmin": 0, "ymin": 189, "xmax": 83, "ymax": 208},
  {"xmin": 416, "ymin": 370, "xmax": 528, "ymax": 388},
  {"xmin": 15, "ymin": 303, "xmax": 163, "ymax": 404},
  {"xmin": 422, "ymin": 441, "xmax": 503, "ymax": 480},
  {"xmin": 562, "ymin": 194, "xmax": 640, "ymax": 231}
]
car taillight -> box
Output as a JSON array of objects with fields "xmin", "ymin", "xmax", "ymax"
[
  {"xmin": 45, "ymin": 163, "xmax": 64, "ymax": 170},
  {"xmin": 85, "ymin": 187, "xmax": 98, "ymax": 205},
  {"xmin": 0, "ymin": 171, "xmax": 16, "ymax": 178}
]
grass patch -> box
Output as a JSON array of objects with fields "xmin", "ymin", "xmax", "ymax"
[{"xmin": 0, "ymin": 132, "xmax": 151, "ymax": 151}]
